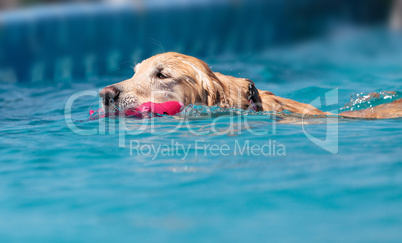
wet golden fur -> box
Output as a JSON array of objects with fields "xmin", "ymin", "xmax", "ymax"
[{"xmin": 101, "ymin": 52, "xmax": 401, "ymax": 119}]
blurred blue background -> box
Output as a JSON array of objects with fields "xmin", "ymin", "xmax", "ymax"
[{"xmin": 0, "ymin": 0, "xmax": 395, "ymax": 83}]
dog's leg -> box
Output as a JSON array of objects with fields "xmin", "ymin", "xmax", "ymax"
[
  {"xmin": 340, "ymin": 98, "xmax": 402, "ymax": 119},
  {"xmin": 258, "ymin": 89, "xmax": 402, "ymax": 119},
  {"xmin": 258, "ymin": 90, "xmax": 329, "ymax": 116}
]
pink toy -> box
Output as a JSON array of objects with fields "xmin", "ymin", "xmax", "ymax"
[{"xmin": 89, "ymin": 101, "xmax": 184, "ymax": 119}]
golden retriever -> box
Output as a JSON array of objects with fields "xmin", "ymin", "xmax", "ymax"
[{"xmin": 100, "ymin": 52, "xmax": 402, "ymax": 119}]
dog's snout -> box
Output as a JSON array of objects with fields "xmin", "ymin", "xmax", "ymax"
[{"xmin": 100, "ymin": 86, "xmax": 120, "ymax": 105}]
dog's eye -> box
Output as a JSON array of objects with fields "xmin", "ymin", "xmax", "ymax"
[{"xmin": 156, "ymin": 72, "xmax": 169, "ymax": 79}]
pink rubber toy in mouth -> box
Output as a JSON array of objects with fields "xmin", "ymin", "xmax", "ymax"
[{"xmin": 89, "ymin": 101, "xmax": 184, "ymax": 119}]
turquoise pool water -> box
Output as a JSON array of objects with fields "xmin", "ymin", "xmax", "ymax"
[{"xmin": 1, "ymin": 28, "xmax": 402, "ymax": 242}]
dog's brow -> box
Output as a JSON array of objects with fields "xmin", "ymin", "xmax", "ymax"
[{"xmin": 156, "ymin": 63, "xmax": 164, "ymax": 69}]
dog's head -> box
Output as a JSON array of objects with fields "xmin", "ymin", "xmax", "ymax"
[{"xmin": 100, "ymin": 52, "xmax": 262, "ymax": 112}]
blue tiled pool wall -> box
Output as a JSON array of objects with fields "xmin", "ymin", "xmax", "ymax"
[{"xmin": 0, "ymin": 0, "xmax": 390, "ymax": 83}]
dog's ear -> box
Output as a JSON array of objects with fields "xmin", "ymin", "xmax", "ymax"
[
  {"xmin": 201, "ymin": 73, "xmax": 231, "ymax": 108},
  {"xmin": 177, "ymin": 54, "xmax": 258, "ymax": 109},
  {"xmin": 179, "ymin": 57, "xmax": 231, "ymax": 107}
]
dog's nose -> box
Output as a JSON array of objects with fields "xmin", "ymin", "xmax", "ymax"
[{"xmin": 99, "ymin": 86, "xmax": 120, "ymax": 105}]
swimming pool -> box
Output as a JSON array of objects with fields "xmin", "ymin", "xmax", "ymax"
[{"xmin": 1, "ymin": 6, "xmax": 402, "ymax": 243}]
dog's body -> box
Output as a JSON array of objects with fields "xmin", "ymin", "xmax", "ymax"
[{"xmin": 100, "ymin": 52, "xmax": 402, "ymax": 119}]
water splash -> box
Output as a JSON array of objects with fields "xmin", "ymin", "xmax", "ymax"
[
  {"xmin": 179, "ymin": 105, "xmax": 296, "ymax": 120},
  {"xmin": 340, "ymin": 91, "xmax": 401, "ymax": 112}
]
